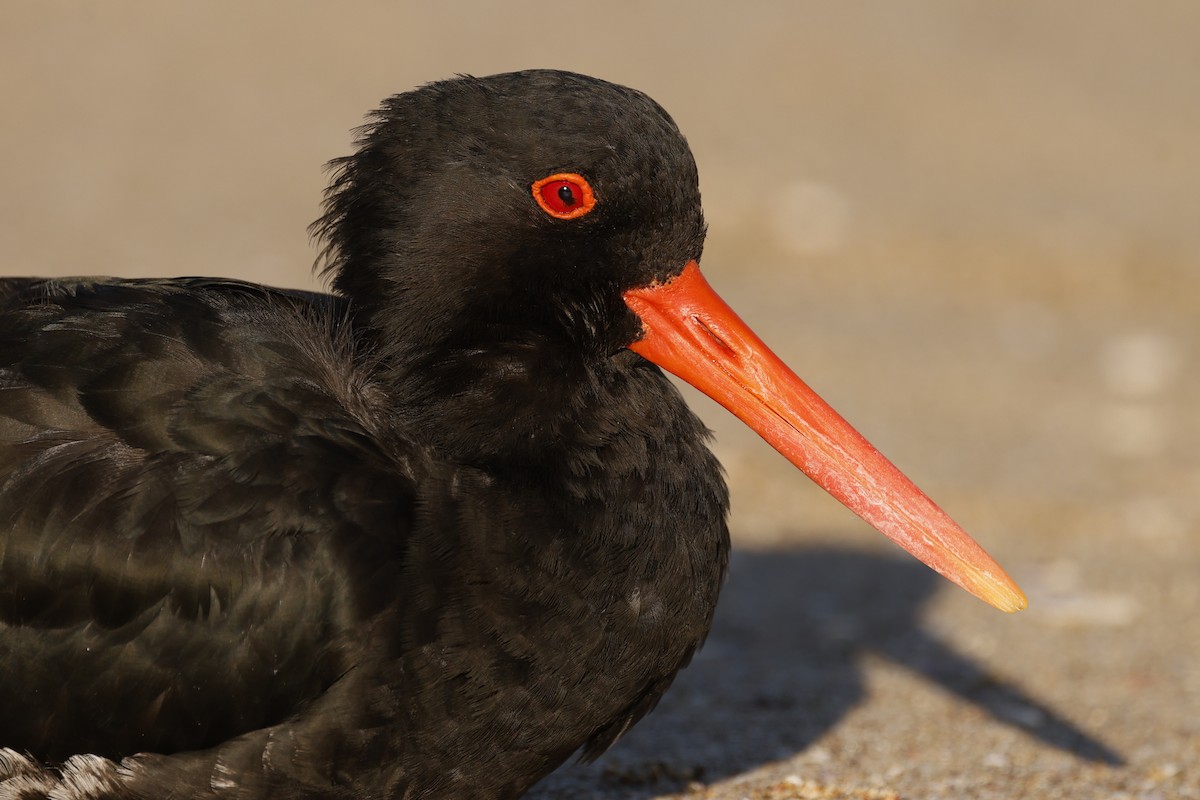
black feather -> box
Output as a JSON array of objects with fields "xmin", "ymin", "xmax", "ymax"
[{"xmin": 0, "ymin": 70, "xmax": 728, "ymax": 799}]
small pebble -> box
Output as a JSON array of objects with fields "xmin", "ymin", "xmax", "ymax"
[{"xmin": 1099, "ymin": 332, "xmax": 1183, "ymax": 400}]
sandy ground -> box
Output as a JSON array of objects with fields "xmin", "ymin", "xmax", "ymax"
[{"xmin": 2, "ymin": 4, "xmax": 1198, "ymax": 798}]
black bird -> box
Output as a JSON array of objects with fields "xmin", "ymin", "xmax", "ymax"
[{"xmin": 0, "ymin": 70, "xmax": 1024, "ymax": 799}]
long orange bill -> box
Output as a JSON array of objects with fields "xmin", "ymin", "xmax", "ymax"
[{"xmin": 623, "ymin": 261, "xmax": 1026, "ymax": 613}]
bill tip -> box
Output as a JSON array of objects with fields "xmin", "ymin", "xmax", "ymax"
[{"xmin": 982, "ymin": 581, "xmax": 1028, "ymax": 613}]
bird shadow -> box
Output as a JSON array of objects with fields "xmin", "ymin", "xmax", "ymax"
[{"xmin": 529, "ymin": 543, "xmax": 1123, "ymax": 799}]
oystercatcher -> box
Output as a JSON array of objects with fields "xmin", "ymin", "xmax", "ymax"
[{"xmin": 0, "ymin": 70, "xmax": 1024, "ymax": 799}]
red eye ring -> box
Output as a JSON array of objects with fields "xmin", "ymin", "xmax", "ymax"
[{"xmin": 532, "ymin": 173, "xmax": 596, "ymax": 220}]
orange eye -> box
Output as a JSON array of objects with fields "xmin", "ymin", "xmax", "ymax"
[{"xmin": 532, "ymin": 173, "xmax": 596, "ymax": 220}]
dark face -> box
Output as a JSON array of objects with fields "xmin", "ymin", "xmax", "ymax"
[{"xmin": 315, "ymin": 70, "xmax": 707, "ymax": 359}]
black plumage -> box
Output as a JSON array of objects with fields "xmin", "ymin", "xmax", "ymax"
[{"xmin": 0, "ymin": 71, "xmax": 727, "ymax": 799}]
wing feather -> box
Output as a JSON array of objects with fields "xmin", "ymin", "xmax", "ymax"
[{"xmin": 0, "ymin": 278, "xmax": 417, "ymax": 761}]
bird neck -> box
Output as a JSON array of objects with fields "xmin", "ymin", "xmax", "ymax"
[
  {"xmin": 335, "ymin": 260, "xmax": 649, "ymax": 484},
  {"xmin": 377, "ymin": 331, "xmax": 656, "ymax": 488}
]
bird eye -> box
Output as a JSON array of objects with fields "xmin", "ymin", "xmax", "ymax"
[{"xmin": 531, "ymin": 173, "xmax": 596, "ymax": 220}]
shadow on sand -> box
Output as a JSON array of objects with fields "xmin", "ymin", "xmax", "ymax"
[{"xmin": 529, "ymin": 544, "xmax": 1122, "ymax": 799}]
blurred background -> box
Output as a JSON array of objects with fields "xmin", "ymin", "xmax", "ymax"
[{"xmin": 2, "ymin": 4, "xmax": 1196, "ymax": 798}]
